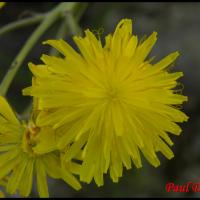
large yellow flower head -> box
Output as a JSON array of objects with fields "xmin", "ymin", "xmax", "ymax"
[
  {"xmin": 23, "ymin": 19, "xmax": 188, "ymax": 186},
  {"xmin": 0, "ymin": 96, "xmax": 81, "ymax": 197}
]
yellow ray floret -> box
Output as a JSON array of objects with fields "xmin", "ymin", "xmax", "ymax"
[
  {"xmin": 0, "ymin": 96, "xmax": 81, "ymax": 197},
  {"xmin": 23, "ymin": 18, "xmax": 188, "ymax": 186}
]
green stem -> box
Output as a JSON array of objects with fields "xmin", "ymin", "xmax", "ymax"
[
  {"xmin": 73, "ymin": 2, "xmax": 89, "ymax": 21},
  {"xmin": 65, "ymin": 12, "xmax": 83, "ymax": 36},
  {"xmin": 20, "ymin": 100, "xmax": 33, "ymax": 120},
  {"xmin": 0, "ymin": 14, "xmax": 45, "ymax": 36},
  {"xmin": 0, "ymin": 2, "xmax": 79, "ymax": 96}
]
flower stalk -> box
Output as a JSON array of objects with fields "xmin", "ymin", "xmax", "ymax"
[
  {"xmin": 0, "ymin": 14, "xmax": 46, "ymax": 36},
  {"xmin": 0, "ymin": 2, "xmax": 86, "ymax": 96}
]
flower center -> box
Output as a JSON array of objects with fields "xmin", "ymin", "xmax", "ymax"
[
  {"xmin": 108, "ymin": 88, "xmax": 118, "ymax": 101},
  {"xmin": 21, "ymin": 121, "xmax": 40, "ymax": 156}
]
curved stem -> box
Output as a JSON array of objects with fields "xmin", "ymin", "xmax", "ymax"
[
  {"xmin": 49, "ymin": 3, "xmax": 88, "ymax": 56},
  {"xmin": 0, "ymin": 14, "xmax": 45, "ymax": 36},
  {"xmin": 65, "ymin": 12, "xmax": 83, "ymax": 36},
  {"xmin": 73, "ymin": 3, "xmax": 89, "ymax": 22},
  {"xmin": 0, "ymin": 2, "xmax": 79, "ymax": 96}
]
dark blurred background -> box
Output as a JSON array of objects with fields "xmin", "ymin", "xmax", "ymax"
[{"xmin": 0, "ymin": 2, "xmax": 199, "ymax": 198}]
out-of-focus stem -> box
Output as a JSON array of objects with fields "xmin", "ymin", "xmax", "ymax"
[
  {"xmin": 0, "ymin": 2, "xmax": 79, "ymax": 96},
  {"xmin": 0, "ymin": 14, "xmax": 45, "ymax": 36},
  {"xmin": 65, "ymin": 11, "xmax": 83, "ymax": 36}
]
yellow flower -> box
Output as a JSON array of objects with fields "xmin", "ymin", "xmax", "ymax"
[
  {"xmin": 0, "ymin": 2, "xmax": 5, "ymax": 9},
  {"xmin": 0, "ymin": 96, "xmax": 81, "ymax": 197},
  {"xmin": 23, "ymin": 19, "xmax": 188, "ymax": 186}
]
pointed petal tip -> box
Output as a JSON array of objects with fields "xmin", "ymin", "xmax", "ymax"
[
  {"xmin": 174, "ymin": 51, "xmax": 180, "ymax": 56},
  {"xmin": 73, "ymin": 183, "xmax": 82, "ymax": 191},
  {"xmin": 22, "ymin": 87, "xmax": 31, "ymax": 96},
  {"xmin": 40, "ymin": 54, "xmax": 49, "ymax": 63},
  {"xmin": 152, "ymin": 31, "xmax": 158, "ymax": 39},
  {"xmin": 28, "ymin": 62, "xmax": 36, "ymax": 72},
  {"xmin": 28, "ymin": 62, "xmax": 34, "ymax": 67},
  {"xmin": 170, "ymin": 51, "xmax": 180, "ymax": 60},
  {"xmin": 167, "ymin": 152, "xmax": 175, "ymax": 160},
  {"xmin": 42, "ymin": 40, "xmax": 51, "ymax": 45},
  {"xmin": 119, "ymin": 18, "xmax": 133, "ymax": 25},
  {"xmin": 42, "ymin": 39, "xmax": 61, "ymax": 46}
]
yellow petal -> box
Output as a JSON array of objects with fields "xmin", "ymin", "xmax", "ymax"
[
  {"xmin": 61, "ymin": 169, "xmax": 81, "ymax": 191},
  {"xmin": 36, "ymin": 159, "xmax": 49, "ymax": 198},
  {"xmin": 43, "ymin": 39, "xmax": 81, "ymax": 61},
  {"xmin": 0, "ymin": 96, "xmax": 20, "ymax": 125},
  {"xmin": 18, "ymin": 158, "xmax": 34, "ymax": 197},
  {"xmin": 42, "ymin": 154, "xmax": 61, "ymax": 179},
  {"xmin": 133, "ymin": 31, "xmax": 157, "ymax": 66},
  {"xmin": 0, "ymin": 156, "xmax": 20, "ymax": 180},
  {"xmin": 7, "ymin": 158, "xmax": 27, "ymax": 194}
]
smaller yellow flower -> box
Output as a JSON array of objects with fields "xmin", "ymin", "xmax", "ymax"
[{"xmin": 0, "ymin": 96, "xmax": 81, "ymax": 197}]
